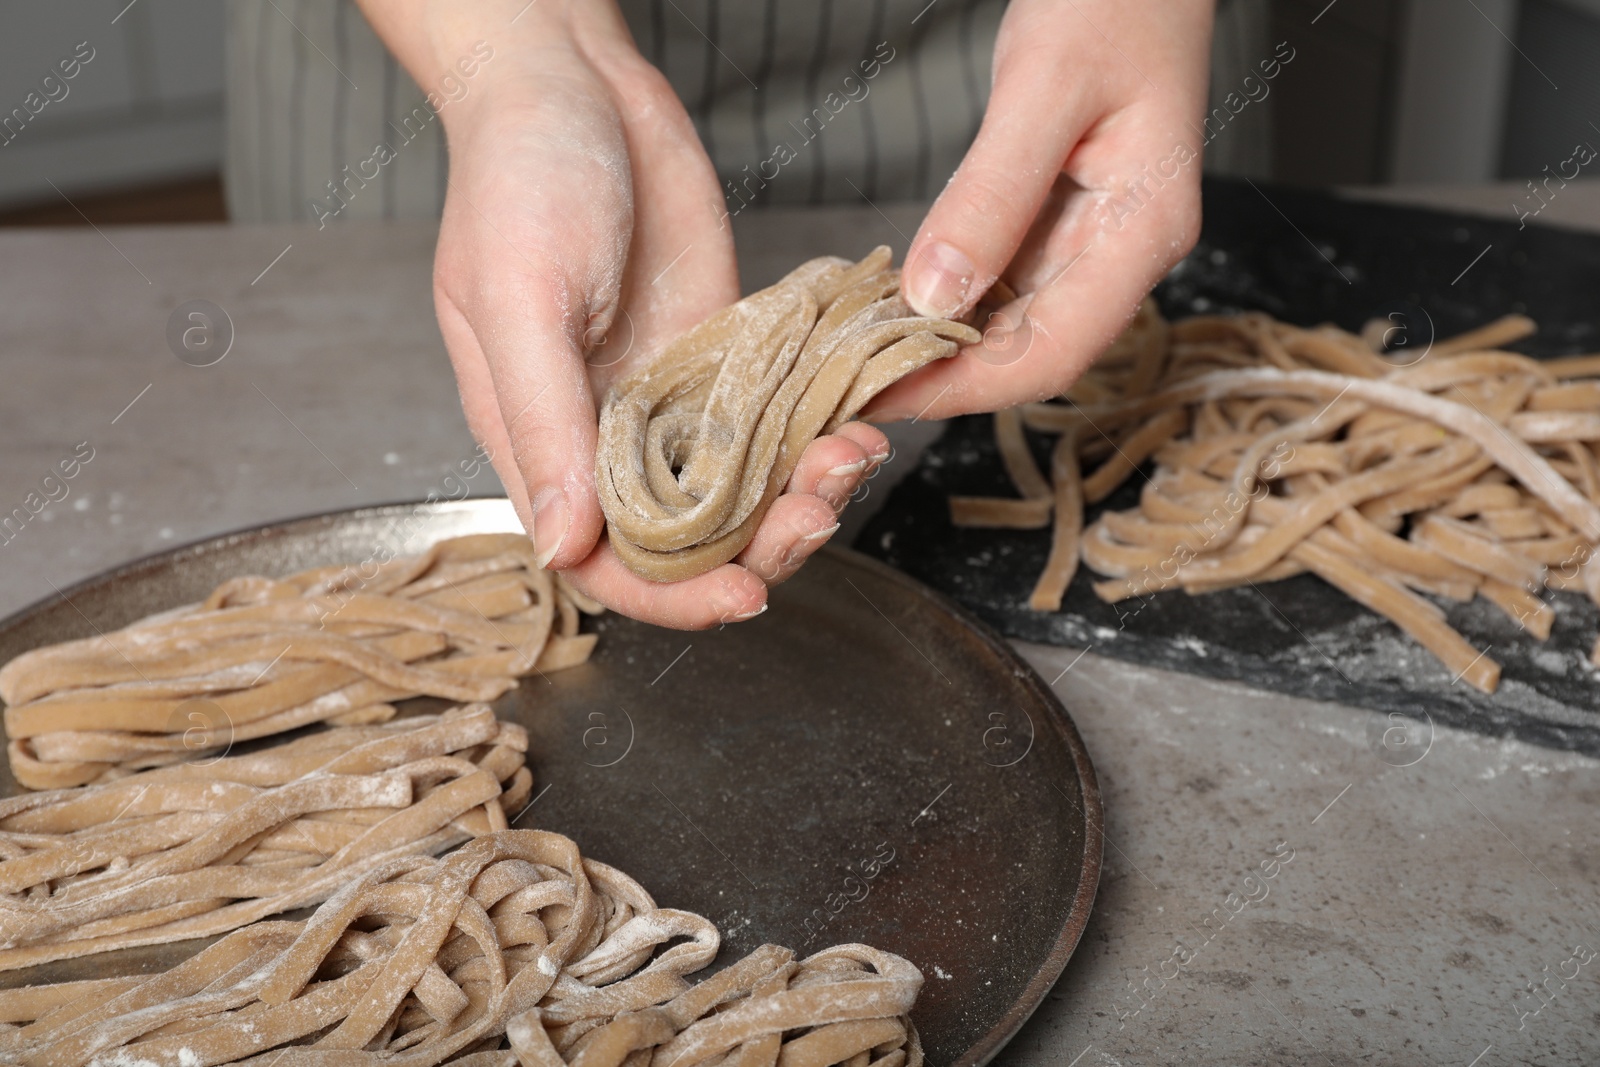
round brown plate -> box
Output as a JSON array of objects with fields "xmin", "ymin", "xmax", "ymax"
[{"xmin": 0, "ymin": 499, "xmax": 1101, "ymax": 1066}]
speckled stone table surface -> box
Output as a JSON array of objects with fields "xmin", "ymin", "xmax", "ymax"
[{"xmin": 2, "ymin": 198, "xmax": 1596, "ymax": 1066}]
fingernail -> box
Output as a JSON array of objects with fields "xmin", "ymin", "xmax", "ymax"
[
  {"xmin": 713, "ymin": 573, "xmax": 766, "ymax": 623},
  {"xmin": 803, "ymin": 522, "xmax": 841, "ymax": 543},
  {"xmin": 531, "ymin": 487, "xmax": 569, "ymax": 569},
  {"xmin": 869, "ymin": 443, "xmax": 892, "ymax": 463},
  {"xmin": 826, "ymin": 459, "xmax": 867, "ymax": 477},
  {"xmin": 906, "ymin": 240, "xmax": 977, "ymax": 319}
]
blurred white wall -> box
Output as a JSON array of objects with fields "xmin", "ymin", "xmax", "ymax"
[
  {"xmin": 1390, "ymin": 0, "xmax": 1600, "ymax": 184},
  {"xmin": 1390, "ymin": 0, "xmax": 1518, "ymax": 184},
  {"xmin": 0, "ymin": 0, "xmax": 224, "ymax": 209}
]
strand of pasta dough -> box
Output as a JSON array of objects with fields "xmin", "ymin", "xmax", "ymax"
[
  {"xmin": 0, "ymin": 704, "xmax": 531, "ymax": 971},
  {"xmin": 0, "ymin": 829, "xmax": 924, "ymax": 1067},
  {"xmin": 0, "ymin": 534, "xmax": 602, "ymax": 788},
  {"xmin": 598, "ymin": 248, "xmax": 980, "ymax": 582},
  {"xmin": 510, "ymin": 942, "xmax": 922, "ymax": 1067},
  {"xmin": 950, "ymin": 299, "xmax": 1600, "ymax": 692}
]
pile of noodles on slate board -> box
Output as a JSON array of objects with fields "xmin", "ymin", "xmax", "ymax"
[{"xmin": 857, "ymin": 178, "xmax": 1600, "ymax": 757}]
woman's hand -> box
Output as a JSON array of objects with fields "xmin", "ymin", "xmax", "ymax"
[
  {"xmin": 867, "ymin": 0, "xmax": 1213, "ymax": 421},
  {"xmin": 359, "ymin": 0, "xmax": 886, "ymax": 628}
]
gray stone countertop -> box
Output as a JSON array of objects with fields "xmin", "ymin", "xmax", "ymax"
[{"xmin": 0, "ymin": 193, "xmax": 1595, "ymax": 1066}]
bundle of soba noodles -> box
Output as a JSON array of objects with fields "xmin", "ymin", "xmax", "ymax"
[
  {"xmin": 598, "ymin": 247, "xmax": 979, "ymax": 582},
  {"xmin": 0, "ymin": 829, "xmax": 925, "ymax": 1067},
  {"xmin": 0, "ymin": 704, "xmax": 530, "ymax": 971},
  {"xmin": 0, "ymin": 534, "xmax": 601, "ymax": 788},
  {"xmin": 952, "ymin": 300, "xmax": 1600, "ymax": 693}
]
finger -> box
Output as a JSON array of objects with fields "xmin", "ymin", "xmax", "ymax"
[
  {"xmin": 736, "ymin": 494, "xmax": 841, "ymax": 586},
  {"xmin": 866, "ymin": 135, "xmax": 1199, "ymax": 420},
  {"xmin": 434, "ymin": 285, "xmax": 531, "ymax": 526},
  {"xmin": 899, "ymin": 8, "xmax": 1117, "ymax": 321},
  {"xmin": 786, "ymin": 434, "xmax": 874, "ymax": 512},
  {"xmin": 450, "ymin": 245, "xmax": 606, "ymax": 573},
  {"xmin": 1011, "ymin": 166, "xmax": 1198, "ymax": 394},
  {"xmin": 561, "ymin": 543, "xmax": 768, "ymax": 630},
  {"xmin": 828, "ymin": 421, "xmax": 892, "ymax": 466}
]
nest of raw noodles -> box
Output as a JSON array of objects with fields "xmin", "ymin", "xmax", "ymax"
[{"xmin": 951, "ymin": 302, "xmax": 1600, "ymax": 693}]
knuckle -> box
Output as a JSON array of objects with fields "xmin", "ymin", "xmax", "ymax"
[
  {"xmin": 947, "ymin": 165, "xmax": 1032, "ymax": 234},
  {"xmin": 1156, "ymin": 186, "xmax": 1203, "ymax": 268}
]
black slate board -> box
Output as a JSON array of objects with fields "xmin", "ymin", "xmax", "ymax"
[{"xmin": 857, "ymin": 177, "xmax": 1600, "ymax": 757}]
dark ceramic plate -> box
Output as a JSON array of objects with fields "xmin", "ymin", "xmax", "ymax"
[{"xmin": 0, "ymin": 498, "xmax": 1101, "ymax": 1067}]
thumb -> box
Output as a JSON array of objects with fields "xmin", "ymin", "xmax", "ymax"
[
  {"xmin": 435, "ymin": 182, "xmax": 627, "ymax": 571},
  {"xmin": 488, "ymin": 295, "xmax": 605, "ymax": 573},
  {"xmin": 436, "ymin": 261, "xmax": 609, "ymax": 572},
  {"xmin": 900, "ymin": 27, "xmax": 1105, "ymax": 320}
]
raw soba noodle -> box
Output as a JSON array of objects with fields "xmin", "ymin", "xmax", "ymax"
[
  {"xmin": 951, "ymin": 300, "xmax": 1600, "ymax": 693},
  {"xmin": 0, "ymin": 534, "xmax": 600, "ymax": 788},
  {"xmin": 597, "ymin": 248, "xmax": 979, "ymax": 582}
]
